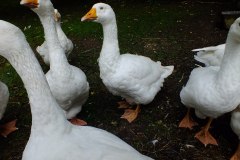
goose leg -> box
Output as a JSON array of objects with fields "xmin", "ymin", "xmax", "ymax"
[
  {"xmin": 0, "ymin": 119, "xmax": 18, "ymax": 137},
  {"xmin": 231, "ymin": 143, "xmax": 240, "ymax": 160},
  {"xmin": 118, "ymin": 101, "xmax": 130, "ymax": 109},
  {"xmin": 194, "ymin": 118, "xmax": 218, "ymax": 146},
  {"xmin": 179, "ymin": 108, "xmax": 198, "ymax": 129},
  {"xmin": 121, "ymin": 105, "xmax": 141, "ymax": 123}
]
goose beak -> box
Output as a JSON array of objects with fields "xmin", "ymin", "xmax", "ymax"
[
  {"xmin": 20, "ymin": 0, "xmax": 39, "ymax": 8},
  {"xmin": 81, "ymin": 8, "xmax": 97, "ymax": 22}
]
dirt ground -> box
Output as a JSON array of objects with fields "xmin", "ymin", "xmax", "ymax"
[{"xmin": 0, "ymin": 0, "xmax": 238, "ymax": 159}]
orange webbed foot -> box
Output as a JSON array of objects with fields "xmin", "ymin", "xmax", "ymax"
[
  {"xmin": 194, "ymin": 129, "xmax": 218, "ymax": 147},
  {"xmin": 121, "ymin": 105, "xmax": 140, "ymax": 123},
  {"xmin": 194, "ymin": 118, "xmax": 217, "ymax": 147},
  {"xmin": 179, "ymin": 109, "xmax": 198, "ymax": 129},
  {"xmin": 69, "ymin": 118, "xmax": 87, "ymax": 126}
]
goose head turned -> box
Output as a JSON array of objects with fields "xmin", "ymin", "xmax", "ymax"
[
  {"xmin": 21, "ymin": 0, "xmax": 54, "ymax": 17},
  {"xmin": 81, "ymin": 3, "xmax": 116, "ymax": 25}
]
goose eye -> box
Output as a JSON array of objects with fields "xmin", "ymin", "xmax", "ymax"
[{"xmin": 100, "ymin": 7, "xmax": 104, "ymax": 10}]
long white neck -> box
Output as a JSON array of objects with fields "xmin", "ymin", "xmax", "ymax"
[
  {"xmin": 217, "ymin": 34, "xmax": 240, "ymax": 90},
  {"xmin": 56, "ymin": 21, "xmax": 67, "ymax": 43},
  {"xmin": 38, "ymin": 12, "xmax": 70, "ymax": 73},
  {"xmin": 5, "ymin": 40, "xmax": 68, "ymax": 135},
  {"xmin": 99, "ymin": 18, "xmax": 120, "ymax": 69}
]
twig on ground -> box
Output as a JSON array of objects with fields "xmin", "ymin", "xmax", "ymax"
[
  {"xmin": 80, "ymin": 49, "xmax": 94, "ymax": 54},
  {"xmin": 179, "ymin": 73, "xmax": 184, "ymax": 83}
]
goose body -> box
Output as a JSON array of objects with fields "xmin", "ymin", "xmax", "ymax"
[
  {"xmin": 180, "ymin": 65, "xmax": 237, "ymax": 118},
  {"xmin": 193, "ymin": 44, "xmax": 225, "ymax": 66},
  {"xmin": 46, "ymin": 66, "xmax": 89, "ymax": 119},
  {"xmin": 99, "ymin": 53, "xmax": 173, "ymax": 105},
  {"xmin": 81, "ymin": 3, "xmax": 173, "ymax": 122},
  {"xmin": 36, "ymin": 9, "xmax": 73, "ymax": 65},
  {"xmin": 24, "ymin": 126, "xmax": 153, "ymax": 160},
  {"xmin": 0, "ymin": 7, "xmax": 153, "ymax": 160},
  {"xmin": 31, "ymin": 0, "xmax": 89, "ymax": 120},
  {"xmin": 180, "ymin": 18, "xmax": 240, "ymax": 146}
]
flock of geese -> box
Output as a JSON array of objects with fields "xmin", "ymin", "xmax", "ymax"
[{"xmin": 1, "ymin": 0, "xmax": 240, "ymax": 159}]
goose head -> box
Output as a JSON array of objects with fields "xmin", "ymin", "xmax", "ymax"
[
  {"xmin": 229, "ymin": 17, "xmax": 240, "ymax": 42},
  {"xmin": 20, "ymin": 0, "xmax": 39, "ymax": 8},
  {"xmin": 81, "ymin": 3, "xmax": 115, "ymax": 25},
  {"xmin": 20, "ymin": 0, "xmax": 54, "ymax": 17}
]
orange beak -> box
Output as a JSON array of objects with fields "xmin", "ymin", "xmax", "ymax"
[
  {"xmin": 20, "ymin": 0, "xmax": 39, "ymax": 8},
  {"xmin": 81, "ymin": 8, "xmax": 97, "ymax": 22}
]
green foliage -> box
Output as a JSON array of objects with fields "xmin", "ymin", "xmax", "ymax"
[{"xmin": 0, "ymin": 61, "xmax": 27, "ymax": 98}]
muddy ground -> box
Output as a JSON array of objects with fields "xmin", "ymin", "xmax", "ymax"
[{"xmin": 0, "ymin": 0, "xmax": 237, "ymax": 159}]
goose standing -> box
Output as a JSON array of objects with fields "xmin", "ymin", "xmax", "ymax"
[
  {"xmin": 37, "ymin": 8, "xmax": 73, "ymax": 65},
  {"xmin": 0, "ymin": 81, "xmax": 17, "ymax": 137},
  {"xmin": 22, "ymin": 0, "xmax": 89, "ymax": 125},
  {"xmin": 179, "ymin": 18, "xmax": 240, "ymax": 146},
  {"xmin": 192, "ymin": 44, "xmax": 225, "ymax": 67},
  {"xmin": 81, "ymin": 3, "xmax": 174, "ymax": 123},
  {"xmin": 0, "ymin": 17, "xmax": 154, "ymax": 160}
]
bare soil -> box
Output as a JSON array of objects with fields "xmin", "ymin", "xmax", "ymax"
[{"xmin": 0, "ymin": 0, "xmax": 238, "ymax": 160}]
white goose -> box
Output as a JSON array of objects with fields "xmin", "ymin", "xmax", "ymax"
[
  {"xmin": 22, "ymin": 0, "xmax": 89, "ymax": 125},
  {"xmin": 0, "ymin": 18, "xmax": 153, "ymax": 160},
  {"xmin": 36, "ymin": 8, "xmax": 73, "ymax": 65},
  {"xmin": 81, "ymin": 3, "xmax": 174, "ymax": 123},
  {"xmin": 179, "ymin": 18, "xmax": 240, "ymax": 146},
  {"xmin": 0, "ymin": 81, "xmax": 17, "ymax": 137},
  {"xmin": 192, "ymin": 44, "xmax": 225, "ymax": 66},
  {"xmin": 230, "ymin": 108, "xmax": 240, "ymax": 160}
]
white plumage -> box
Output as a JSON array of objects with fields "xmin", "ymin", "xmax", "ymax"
[
  {"xmin": 193, "ymin": 44, "xmax": 225, "ymax": 66},
  {"xmin": 180, "ymin": 17, "xmax": 240, "ymax": 146},
  {"xmin": 29, "ymin": 0, "xmax": 89, "ymax": 121},
  {"xmin": 36, "ymin": 9, "xmax": 73, "ymax": 65},
  {"xmin": 0, "ymin": 17, "xmax": 153, "ymax": 160},
  {"xmin": 98, "ymin": 53, "xmax": 173, "ymax": 105},
  {"xmin": 81, "ymin": 3, "xmax": 173, "ymax": 122}
]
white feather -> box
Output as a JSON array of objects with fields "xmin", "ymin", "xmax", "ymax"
[
  {"xmin": 36, "ymin": 9, "xmax": 73, "ymax": 65},
  {"xmin": 193, "ymin": 44, "xmax": 225, "ymax": 66},
  {"xmin": 33, "ymin": 0, "xmax": 89, "ymax": 119},
  {"xmin": 89, "ymin": 3, "xmax": 174, "ymax": 105}
]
